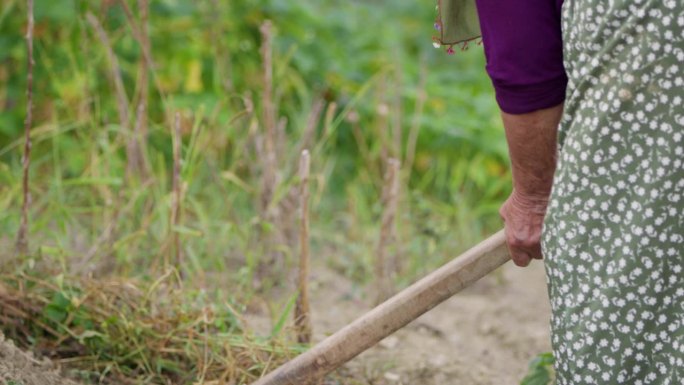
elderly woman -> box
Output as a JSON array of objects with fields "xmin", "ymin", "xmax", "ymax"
[{"xmin": 466, "ymin": 0, "xmax": 683, "ymax": 383}]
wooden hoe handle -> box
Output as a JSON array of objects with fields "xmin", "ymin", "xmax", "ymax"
[{"xmin": 252, "ymin": 230, "xmax": 509, "ymax": 385}]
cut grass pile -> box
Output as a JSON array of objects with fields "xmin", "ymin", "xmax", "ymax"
[{"xmin": 0, "ymin": 263, "xmax": 299, "ymax": 384}]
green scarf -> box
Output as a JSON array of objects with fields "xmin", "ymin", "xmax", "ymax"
[{"xmin": 435, "ymin": 0, "xmax": 481, "ymax": 49}]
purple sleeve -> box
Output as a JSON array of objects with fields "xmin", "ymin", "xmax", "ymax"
[{"xmin": 474, "ymin": 0, "xmax": 567, "ymax": 114}]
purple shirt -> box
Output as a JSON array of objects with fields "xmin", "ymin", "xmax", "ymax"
[{"xmin": 475, "ymin": 0, "xmax": 567, "ymax": 114}]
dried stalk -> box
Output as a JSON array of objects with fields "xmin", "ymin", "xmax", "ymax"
[
  {"xmin": 210, "ymin": 0, "xmax": 234, "ymax": 93},
  {"xmin": 349, "ymin": 112, "xmax": 377, "ymax": 179},
  {"xmin": 405, "ymin": 56, "xmax": 428, "ymax": 179},
  {"xmin": 248, "ymin": 114, "xmax": 262, "ymax": 181},
  {"xmin": 117, "ymin": 0, "xmax": 154, "ymax": 69},
  {"xmin": 294, "ymin": 150, "xmax": 312, "ymax": 344},
  {"xmin": 137, "ymin": 0, "xmax": 150, "ymax": 80},
  {"xmin": 170, "ymin": 112, "xmax": 183, "ymax": 271},
  {"xmin": 119, "ymin": 0, "xmax": 169, "ymax": 121},
  {"xmin": 134, "ymin": 0, "xmax": 151, "ymax": 178},
  {"xmin": 391, "ymin": 72, "xmax": 403, "ymax": 160},
  {"xmin": 16, "ymin": 0, "xmax": 34, "ymax": 255},
  {"xmin": 132, "ymin": 101, "xmax": 150, "ymax": 178},
  {"xmin": 86, "ymin": 12, "xmax": 144, "ymax": 179},
  {"xmin": 297, "ymin": 99, "xmax": 324, "ymax": 156},
  {"xmin": 374, "ymin": 158, "xmax": 401, "ymax": 305},
  {"xmin": 276, "ymin": 116, "xmax": 287, "ymax": 164},
  {"xmin": 260, "ymin": 21, "xmax": 276, "ymax": 153},
  {"xmin": 118, "ymin": 0, "xmax": 153, "ymax": 106},
  {"xmin": 376, "ymin": 75, "xmax": 390, "ymax": 166},
  {"xmin": 255, "ymin": 20, "xmax": 287, "ymax": 281},
  {"xmin": 86, "ymin": 12, "xmax": 129, "ymax": 139},
  {"xmin": 118, "ymin": 0, "xmax": 152, "ymax": 179},
  {"xmin": 389, "ymin": 71, "xmax": 405, "ymax": 274},
  {"xmin": 322, "ymin": 102, "xmax": 337, "ymax": 140},
  {"xmin": 259, "ymin": 20, "xmax": 278, "ymax": 215}
]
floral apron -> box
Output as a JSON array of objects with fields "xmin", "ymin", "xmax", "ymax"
[{"xmin": 542, "ymin": 0, "xmax": 684, "ymax": 384}]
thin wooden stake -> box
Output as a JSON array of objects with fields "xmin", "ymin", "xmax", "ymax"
[
  {"xmin": 374, "ymin": 158, "xmax": 400, "ymax": 305},
  {"xmin": 170, "ymin": 112, "xmax": 183, "ymax": 271},
  {"xmin": 294, "ymin": 150, "xmax": 312, "ymax": 344},
  {"xmin": 259, "ymin": 20, "xmax": 278, "ymax": 214},
  {"xmin": 256, "ymin": 20, "xmax": 286, "ymax": 281},
  {"xmin": 16, "ymin": 0, "xmax": 34, "ymax": 255}
]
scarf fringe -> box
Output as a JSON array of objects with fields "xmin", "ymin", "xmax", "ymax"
[{"xmin": 433, "ymin": 1, "xmax": 482, "ymax": 55}]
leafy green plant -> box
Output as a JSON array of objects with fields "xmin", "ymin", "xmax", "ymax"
[{"xmin": 521, "ymin": 352, "xmax": 555, "ymax": 385}]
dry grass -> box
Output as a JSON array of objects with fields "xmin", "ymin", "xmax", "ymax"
[{"xmin": 0, "ymin": 266, "xmax": 299, "ymax": 384}]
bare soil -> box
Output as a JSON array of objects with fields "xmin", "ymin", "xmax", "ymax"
[
  {"xmin": 307, "ymin": 260, "xmax": 552, "ymax": 385},
  {"xmin": 0, "ymin": 332, "xmax": 79, "ymax": 385}
]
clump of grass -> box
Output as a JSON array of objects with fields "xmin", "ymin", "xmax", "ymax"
[{"xmin": 0, "ymin": 265, "xmax": 300, "ymax": 384}]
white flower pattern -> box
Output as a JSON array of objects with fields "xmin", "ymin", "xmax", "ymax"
[{"xmin": 541, "ymin": 0, "xmax": 684, "ymax": 384}]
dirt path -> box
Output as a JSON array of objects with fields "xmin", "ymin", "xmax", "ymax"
[
  {"xmin": 309, "ymin": 260, "xmax": 552, "ymax": 385},
  {"xmin": 0, "ymin": 333, "xmax": 80, "ymax": 385}
]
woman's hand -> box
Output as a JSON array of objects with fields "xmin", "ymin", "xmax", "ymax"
[{"xmin": 499, "ymin": 190, "xmax": 550, "ymax": 267}]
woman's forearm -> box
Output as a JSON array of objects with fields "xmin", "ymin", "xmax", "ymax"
[
  {"xmin": 498, "ymin": 103, "xmax": 563, "ymax": 266},
  {"xmin": 502, "ymin": 103, "xmax": 563, "ymax": 204}
]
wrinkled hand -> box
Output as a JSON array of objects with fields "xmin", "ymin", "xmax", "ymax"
[{"xmin": 499, "ymin": 191, "xmax": 550, "ymax": 267}]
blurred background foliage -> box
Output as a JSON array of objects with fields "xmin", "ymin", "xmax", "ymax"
[
  {"xmin": 0, "ymin": 0, "xmax": 510, "ymax": 288},
  {"xmin": 0, "ymin": 0, "xmax": 509, "ymax": 279}
]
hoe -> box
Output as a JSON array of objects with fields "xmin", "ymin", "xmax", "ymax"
[{"xmin": 253, "ymin": 230, "xmax": 509, "ymax": 385}]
